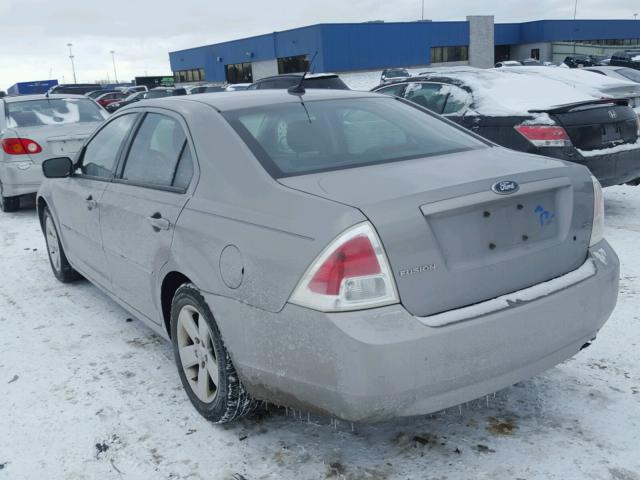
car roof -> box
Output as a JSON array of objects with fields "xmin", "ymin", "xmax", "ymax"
[
  {"xmin": 1, "ymin": 93, "xmax": 89, "ymax": 103},
  {"xmin": 132, "ymin": 89, "xmax": 380, "ymax": 112}
]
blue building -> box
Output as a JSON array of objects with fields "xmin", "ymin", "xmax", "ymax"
[
  {"xmin": 7, "ymin": 79, "xmax": 58, "ymax": 95},
  {"xmin": 169, "ymin": 18, "xmax": 640, "ymax": 84}
]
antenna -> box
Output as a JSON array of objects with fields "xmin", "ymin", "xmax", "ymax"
[{"xmin": 288, "ymin": 51, "xmax": 318, "ymax": 95}]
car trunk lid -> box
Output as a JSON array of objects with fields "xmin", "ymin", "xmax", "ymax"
[
  {"xmin": 12, "ymin": 123, "xmax": 100, "ymax": 162},
  {"xmin": 280, "ymin": 147, "xmax": 593, "ymax": 317},
  {"xmin": 532, "ymin": 100, "xmax": 639, "ymax": 152}
]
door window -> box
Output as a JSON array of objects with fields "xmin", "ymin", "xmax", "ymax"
[
  {"xmin": 121, "ymin": 113, "xmax": 191, "ymax": 189},
  {"xmin": 80, "ymin": 113, "xmax": 137, "ymax": 178},
  {"xmin": 404, "ymin": 83, "xmax": 449, "ymax": 113},
  {"xmin": 404, "ymin": 83, "xmax": 469, "ymax": 115}
]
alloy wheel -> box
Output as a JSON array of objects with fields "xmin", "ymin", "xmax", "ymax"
[
  {"xmin": 176, "ymin": 305, "xmax": 219, "ymax": 403},
  {"xmin": 45, "ymin": 216, "xmax": 61, "ymax": 272}
]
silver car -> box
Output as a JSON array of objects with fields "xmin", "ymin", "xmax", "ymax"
[
  {"xmin": 37, "ymin": 90, "xmax": 619, "ymax": 423},
  {"xmin": 0, "ymin": 94, "xmax": 107, "ymax": 211}
]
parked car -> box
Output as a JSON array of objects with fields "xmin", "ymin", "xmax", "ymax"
[
  {"xmin": 563, "ymin": 55, "xmax": 598, "ymax": 68},
  {"xmin": 610, "ymin": 51, "xmax": 640, "ymax": 70},
  {"xmin": 86, "ymin": 89, "xmax": 114, "ymax": 99},
  {"xmin": 248, "ymin": 73, "xmax": 349, "ymax": 90},
  {"xmin": 512, "ymin": 66, "xmax": 640, "ymax": 113},
  {"xmin": 94, "ymin": 91, "xmax": 127, "ymax": 108},
  {"xmin": 121, "ymin": 85, "xmax": 148, "ymax": 95},
  {"xmin": 372, "ymin": 69, "xmax": 640, "ymax": 187},
  {"xmin": 584, "ymin": 66, "xmax": 640, "ymax": 83},
  {"xmin": 225, "ymin": 83, "xmax": 251, "ymax": 91},
  {"xmin": 519, "ymin": 58, "xmax": 542, "ymax": 66},
  {"xmin": 0, "ymin": 94, "xmax": 107, "ymax": 211},
  {"xmin": 48, "ymin": 84, "xmax": 103, "ymax": 95},
  {"xmin": 189, "ymin": 85, "xmax": 226, "ymax": 94},
  {"xmin": 495, "ymin": 60, "xmax": 522, "ymax": 68},
  {"xmin": 380, "ymin": 68, "xmax": 411, "ymax": 84},
  {"xmin": 105, "ymin": 88, "xmax": 176, "ymax": 113},
  {"xmin": 37, "ymin": 89, "xmax": 618, "ymax": 423}
]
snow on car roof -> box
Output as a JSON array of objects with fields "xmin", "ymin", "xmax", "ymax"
[{"xmin": 417, "ymin": 69, "xmax": 603, "ymax": 117}]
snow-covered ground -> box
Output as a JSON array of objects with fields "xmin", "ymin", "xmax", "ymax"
[{"xmin": 1, "ymin": 187, "xmax": 639, "ymax": 480}]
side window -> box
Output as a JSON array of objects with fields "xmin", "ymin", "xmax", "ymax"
[
  {"xmin": 375, "ymin": 84, "xmax": 407, "ymax": 97},
  {"xmin": 404, "ymin": 83, "xmax": 448, "ymax": 113},
  {"xmin": 81, "ymin": 114, "xmax": 137, "ymax": 178},
  {"xmin": 121, "ymin": 113, "xmax": 189, "ymax": 188},
  {"xmin": 173, "ymin": 145, "xmax": 194, "ymax": 190},
  {"xmin": 440, "ymin": 85, "xmax": 471, "ymax": 115},
  {"xmin": 404, "ymin": 83, "xmax": 470, "ymax": 115}
]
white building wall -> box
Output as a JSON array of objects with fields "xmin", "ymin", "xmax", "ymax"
[{"xmin": 251, "ymin": 59, "xmax": 279, "ymax": 81}]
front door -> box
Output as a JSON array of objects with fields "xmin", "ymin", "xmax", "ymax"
[
  {"xmin": 99, "ymin": 111, "xmax": 195, "ymax": 322},
  {"xmin": 53, "ymin": 113, "xmax": 138, "ymax": 288}
]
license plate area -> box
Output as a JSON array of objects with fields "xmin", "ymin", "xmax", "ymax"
[
  {"xmin": 48, "ymin": 139, "xmax": 85, "ymax": 156},
  {"xmin": 421, "ymin": 181, "xmax": 572, "ymax": 270}
]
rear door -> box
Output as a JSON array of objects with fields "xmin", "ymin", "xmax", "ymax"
[
  {"xmin": 52, "ymin": 113, "xmax": 138, "ymax": 289},
  {"xmin": 99, "ymin": 110, "xmax": 195, "ymax": 323}
]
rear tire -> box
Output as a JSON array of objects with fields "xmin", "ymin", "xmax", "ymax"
[
  {"xmin": 170, "ymin": 284, "xmax": 256, "ymax": 423},
  {"xmin": 0, "ymin": 183, "xmax": 19, "ymax": 212},
  {"xmin": 43, "ymin": 207, "xmax": 80, "ymax": 283}
]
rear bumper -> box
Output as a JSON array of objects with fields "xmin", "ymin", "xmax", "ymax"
[
  {"xmin": 206, "ymin": 241, "xmax": 619, "ymax": 422},
  {"xmin": 0, "ymin": 161, "xmax": 43, "ymax": 197},
  {"xmin": 550, "ymin": 148, "xmax": 640, "ymax": 187}
]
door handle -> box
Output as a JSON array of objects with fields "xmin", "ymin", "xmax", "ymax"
[
  {"xmin": 146, "ymin": 213, "xmax": 170, "ymax": 231},
  {"xmin": 85, "ymin": 195, "xmax": 97, "ymax": 210}
]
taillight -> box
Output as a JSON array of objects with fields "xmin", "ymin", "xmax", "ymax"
[
  {"xmin": 290, "ymin": 222, "xmax": 399, "ymax": 312},
  {"xmin": 590, "ymin": 176, "xmax": 604, "ymax": 247},
  {"xmin": 514, "ymin": 125, "xmax": 571, "ymax": 148},
  {"xmin": 1, "ymin": 138, "xmax": 42, "ymax": 155}
]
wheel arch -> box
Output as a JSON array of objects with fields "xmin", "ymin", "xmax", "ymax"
[{"xmin": 160, "ymin": 271, "xmax": 193, "ymax": 338}]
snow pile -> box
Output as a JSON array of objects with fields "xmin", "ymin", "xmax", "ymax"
[
  {"xmin": 420, "ymin": 259, "xmax": 596, "ymax": 327},
  {"xmin": 632, "ymin": 55, "xmax": 640, "ymax": 62},
  {"xmin": 578, "ymin": 138, "xmax": 640, "ymax": 158}
]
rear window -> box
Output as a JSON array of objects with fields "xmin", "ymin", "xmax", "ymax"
[
  {"xmin": 224, "ymin": 97, "xmax": 486, "ymax": 178},
  {"xmin": 304, "ymin": 77, "xmax": 349, "ymax": 90},
  {"xmin": 385, "ymin": 69, "xmax": 410, "ymax": 77},
  {"xmin": 5, "ymin": 98, "xmax": 107, "ymax": 128}
]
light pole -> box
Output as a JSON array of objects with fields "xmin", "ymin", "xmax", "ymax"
[
  {"xmin": 110, "ymin": 50, "xmax": 118, "ymax": 83},
  {"xmin": 67, "ymin": 43, "xmax": 77, "ymax": 84},
  {"xmin": 421, "ymin": 0, "xmax": 424, "ymax": 21}
]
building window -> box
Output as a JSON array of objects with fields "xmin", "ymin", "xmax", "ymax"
[
  {"xmin": 431, "ymin": 46, "xmax": 469, "ymax": 64},
  {"xmin": 531, "ymin": 48, "xmax": 540, "ymax": 60},
  {"xmin": 277, "ymin": 55, "xmax": 309, "ymax": 74},
  {"xmin": 225, "ymin": 63, "xmax": 253, "ymax": 84},
  {"xmin": 173, "ymin": 68, "xmax": 205, "ymax": 83}
]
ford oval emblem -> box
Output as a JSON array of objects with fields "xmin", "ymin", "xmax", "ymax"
[{"xmin": 492, "ymin": 180, "xmax": 520, "ymax": 195}]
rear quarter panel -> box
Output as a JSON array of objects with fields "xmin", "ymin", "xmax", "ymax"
[{"xmin": 167, "ymin": 101, "xmax": 365, "ymax": 313}]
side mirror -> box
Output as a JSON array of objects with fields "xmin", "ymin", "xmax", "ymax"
[{"xmin": 42, "ymin": 157, "xmax": 73, "ymax": 178}]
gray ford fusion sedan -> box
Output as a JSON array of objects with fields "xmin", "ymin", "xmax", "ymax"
[{"xmin": 37, "ymin": 89, "xmax": 619, "ymax": 423}]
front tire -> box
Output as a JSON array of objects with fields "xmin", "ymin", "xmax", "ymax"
[
  {"xmin": 43, "ymin": 207, "xmax": 80, "ymax": 282},
  {"xmin": 171, "ymin": 284, "xmax": 256, "ymax": 423}
]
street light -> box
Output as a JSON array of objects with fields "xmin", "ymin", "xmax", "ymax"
[
  {"xmin": 67, "ymin": 43, "xmax": 77, "ymax": 84},
  {"xmin": 110, "ymin": 50, "xmax": 119, "ymax": 83}
]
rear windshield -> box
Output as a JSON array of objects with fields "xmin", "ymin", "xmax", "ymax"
[
  {"xmin": 224, "ymin": 97, "xmax": 487, "ymax": 178},
  {"xmin": 304, "ymin": 77, "xmax": 349, "ymax": 90},
  {"xmin": 385, "ymin": 69, "xmax": 410, "ymax": 77},
  {"xmin": 5, "ymin": 98, "xmax": 107, "ymax": 128}
]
